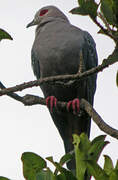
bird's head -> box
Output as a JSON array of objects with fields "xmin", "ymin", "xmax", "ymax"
[{"xmin": 26, "ymin": 5, "xmax": 69, "ymax": 28}]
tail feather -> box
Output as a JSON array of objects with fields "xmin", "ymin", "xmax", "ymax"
[
  {"xmin": 64, "ymin": 113, "xmax": 91, "ymax": 172},
  {"xmin": 51, "ymin": 110, "xmax": 91, "ymax": 176}
]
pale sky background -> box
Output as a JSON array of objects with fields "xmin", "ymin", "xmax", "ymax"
[{"xmin": 0, "ymin": 0, "xmax": 118, "ymax": 179}]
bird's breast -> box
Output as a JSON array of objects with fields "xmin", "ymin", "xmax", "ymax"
[{"xmin": 33, "ymin": 21, "xmax": 85, "ymax": 77}]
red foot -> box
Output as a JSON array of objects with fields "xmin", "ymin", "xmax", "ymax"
[
  {"xmin": 67, "ymin": 98, "xmax": 80, "ymax": 114},
  {"xmin": 46, "ymin": 96, "xmax": 57, "ymax": 113}
]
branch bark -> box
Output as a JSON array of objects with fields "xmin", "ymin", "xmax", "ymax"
[
  {"xmin": 23, "ymin": 96, "xmax": 118, "ymax": 139},
  {"xmin": 0, "ymin": 55, "xmax": 117, "ymax": 96},
  {"xmin": 0, "ymin": 47, "xmax": 117, "ymax": 139},
  {"xmin": 22, "ymin": 95, "xmax": 118, "ymax": 139},
  {"xmin": 92, "ymin": 14, "xmax": 117, "ymax": 42},
  {"xmin": 0, "ymin": 81, "xmax": 118, "ymax": 139}
]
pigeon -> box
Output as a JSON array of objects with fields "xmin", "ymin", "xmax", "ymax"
[{"xmin": 27, "ymin": 5, "xmax": 98, "ymax": 172}]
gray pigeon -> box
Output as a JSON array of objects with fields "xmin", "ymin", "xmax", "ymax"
[{"xmin": 27, "ymin": 5, "xmax": 98, "ymax": 173}]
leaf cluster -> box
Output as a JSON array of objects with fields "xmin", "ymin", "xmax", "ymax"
[
  {"xmin": 0, "ymin": 29, "xmax": 13, "ymax": 41},
  {"xmin": 0, "ymin": 1, "xmax": 118, "ymax": 179},
  {"xmin": 70, "ymin": 0, "xmax": 118, "ymax": 86},
  {"xmin": 1, "ymin": 134, "xmax": 118, "ymax": 180},
  {"xmin": 70, "ymin": 0, "xmax": 118, "ymax": 42}
]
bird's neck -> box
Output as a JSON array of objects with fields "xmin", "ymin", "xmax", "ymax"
[{"xmin": 35, "ymin": 16, "xmax": 70, "ymax": 34}]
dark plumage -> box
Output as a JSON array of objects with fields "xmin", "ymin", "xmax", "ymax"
[{"xmin": 27, "ymin": 5, "xmax": 98, "ymax": 173}]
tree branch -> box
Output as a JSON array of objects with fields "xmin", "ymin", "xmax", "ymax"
[
  {"xmin": 23, "ymin": 96, "xmax": 118, "ymax": 139},
  {"xmin": 80, "ymin": 99, "xmax": 118, "ymax": 139},
  {"xmin": 0, "ymin": 51, "xmax": 118, "ymax": 96},
  {"xmin": 0, "ymin": 47, "xmax": 117, "ymax": 139},
  {"xmin": 0, "ymin": 82, "xmax": 23, "ymax": 102},
  {"xmin": 98, "ymin": 12, "xmax": 112, "ymax": 35},
  {"xmin": 92, "ymin": 15, "xmax": 116, "ymax": 41},
  {"xmin": 1, "ymin": 84, "xmax": 117, "ymax": 139}
]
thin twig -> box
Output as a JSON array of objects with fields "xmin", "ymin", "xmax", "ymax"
[
  {"xmin": 98, "ymin": 12, "xmax": 112, "ymax": 35},
  {"xmin": 0, "ymin": 82, "xmax": 23, "ymax": 102},
  {"xmin": 92, "ymin": 16, "xmax": 115, "ymax": 41}
]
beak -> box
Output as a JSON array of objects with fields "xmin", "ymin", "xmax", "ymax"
[{"xmin": 26, "ymin": 20, "xmax": 37, "ymax": 28}]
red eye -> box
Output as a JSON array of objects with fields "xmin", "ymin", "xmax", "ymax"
[{"xmin": 40, "ymin": 9, "xmax": 48, "ymax": 16}]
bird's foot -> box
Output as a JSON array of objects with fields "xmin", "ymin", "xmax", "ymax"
[
  {"xmin": 67, "ymin": 98, "xmax": 80, "ymax": 114},
  {"xmin": 46, "ymin": 96, "xmax": 57, "ymax": 113}
]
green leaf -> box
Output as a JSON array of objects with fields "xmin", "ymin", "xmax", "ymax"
[
  {"xmin": 0, "ymin": 29, "xmax": 13, "ymax": 41},
  {"xmin": 59, "ymin": 153, "xmax": 73, "ymax": 166},
  {"xmin": 79, "ymin": 133, "xmax": 91, "ymax": 152},
  {"xmin": 109, "ymin": 169, "xmax": 118, "ymax": 180},
  {"xmin": 88, "ymin": 135, "xmax": 109, "ymax": 162},
  {"xmin": 54, "ymin": 152, "xmax": 73, "ymax": 175},
  {"xmin": 115, "ymin": 160, "xmax": 118, "ymax": 170},
  {"xmin": 102, "ymin": 47, "xmax": 118, "ymax": 66},
  {"xmin": 36, "ymin": 169, "xmax": 56, "ymax": 180},
  {"xmin": 104, "ymin": 155, "xmax": 114, "ymax": 175},
  {"xmin": 46, "ymin": 156, "xmax": 57, "ymax": 169},
  {"xmin": 56, "ymin": 174, "xmax": 66, "ymax": 180},
  {"xmin": 116, "ymin": 71, "xmax": 118, "ymax": 87},
  {"xmin": 73, "ymin": 133, "xmax": 88, "ymax": 180},
  {"xmin": 57, "ymin": 171, "xmax": 77, "ymax": 180},
  {"xmin": 73, "ymin": 134, "xmax": 80, "ymax": 147},
  {"xmin": 101, "ymin": 0, "xmax": 115, "ymax": 25},
  {"xmin": 112, "ymin": 0, "xmax": 118, "ymax": 27},
  {"xmin": 87, "ymin": 160, "xmax": 109, "ymax": 180},
  {"xmin": 70, "ymin": 7, "xmax": 89, "ymax": 16},
  {"xmin": 0, "ymin": 177, "xmax": 11, "ymax": 180},
  {"xmin": 21, "ymin": 152, "xmax": 47, "ymax": 180},
  {"xmin": 78, "ymin": 0, "xmax": 84, "ymax": 6},
  {"xmin": 97, "ymin": 29, "xmax": 108, "ymax": 35},
  {"xmin": 46, "ymin": 156, "xmax": 62, "ymax": 174},
  {"xmin": 46, "ymin": 157, "xmax": 76, "ymax": 180},
  {"xmin": 70, "ymin": 0, "xmax": 98, "ymax": 19},
  {"xmin": 91, "ymin": 135, "xmax": 106, "ymax": 145},
  {"xmin": 55, "ymin": 163, "xmax": 77, "ymax": 180}
]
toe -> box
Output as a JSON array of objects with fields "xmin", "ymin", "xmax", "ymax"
[
  {"xmin": 72, "ymin": 98, "xmax": 80, "ymax": 114},
  {"xmin": 67, "ymin": 101, "xmax": 72, "ymax": 112},
  {"xmin": 67, "ymin": 98, "xmax": 80, "ymax": 114},
  {"xmin": 46, "ymin": 96, "xmax": 57, "ymax": 112}
]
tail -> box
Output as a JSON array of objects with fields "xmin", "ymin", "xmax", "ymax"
[
  {"xmin": 64, "ymin": 112, "xmax": 91, "ymax": 171},
  {"xmin": 51, "ymin": 110, "xmax": 91, "ymax": 180}
]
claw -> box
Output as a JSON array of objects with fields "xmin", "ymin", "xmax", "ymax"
[
  {"xmin": 67, "ymin": 98, "xmax": 80, "ymax": 114},
  {"xmin": 67, "ymin": 101, "xmax": 72, "ymax": 112},
  {"xmin": 46, "ymin": 96, "xmax": 57, "ymax": 112},
  {"xmin": 72, "ymin": 99, "xmax": 80, "ymax": 114}
]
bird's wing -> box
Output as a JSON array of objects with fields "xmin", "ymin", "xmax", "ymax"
[
  {"xmin": 31, "ymin": 49, "xmax": 40, "ymax": 79},
  {"xmin": 70, "ymin": 31, "xmax": 98, "ymax": 139},
  {"xmin": 83, "ymin": 31, "xmax": 98, "ymax": 104},
  {"xmin": 84, "ymin": 31, "xmax": 98, "ymax": 67}
]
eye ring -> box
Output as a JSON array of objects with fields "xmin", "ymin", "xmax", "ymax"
[{"xmin": 40, "ymin": 9, "xmax": 48, "ymax": 16}]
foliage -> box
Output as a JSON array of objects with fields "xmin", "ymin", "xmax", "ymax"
[
  {"xmin": 1, "ymin": 134, "xmax": 118, "ymax": 180},
  {"xmin": 70, "ymin": 0, "xmax": 118, "ymax": 83},
  {"xmin": 0, "ymin": 177, "xmax": 11, "ymax": 180},
  {"xmin": 0, "ymin": 29, "xmax": 13, "ymax": 41},
  {"xmin": 0, "ymin": 0, "xmax": 118, "ymax": 179},
  {"xmin": 116, "ymin": 71, "xmax": 118, "ymax": 86},
  {"xmin": 70, "ymin": 0, "xmax": 98, "ymax": 19},
  {"xmin": 70, "ymin": 0, "xmax": 118, "ymax": 34}
]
